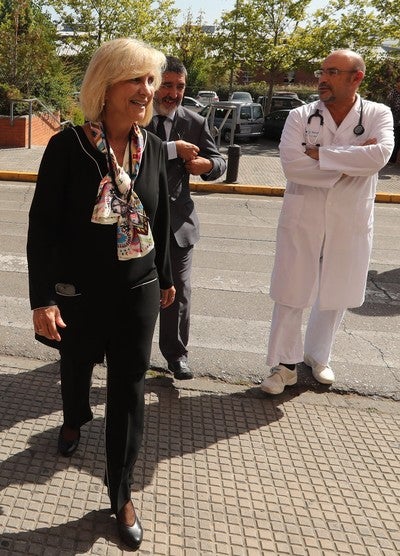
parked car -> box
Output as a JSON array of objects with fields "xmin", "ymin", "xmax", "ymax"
[
  {"xmin": 229, "ymin": 91, "xmax": 253, "ymax": 102},
  {"xmin": 272, "ymin": 91, "xmax": 300, "ymax": 98},
  {"xmin": 200, "ymin": 101, "xmax": 264, "ymax": 143},
  {"xmin": 195, "ymin": 90, "xmax": 219, "ymax": 105},
  {"xmin": 306, "ymin": 93, "xmax": 320, "ymax": 103},
  {"xmin": 257, "ymin": 95, "xmax": 305, "ymax": 114},
  {"xmin": 263, "ymin": 109, "xmax": 290, "ymax": 140},
  {"xmin": 182, "ymin": 96, "xmax": 205, "ymax": 112}
]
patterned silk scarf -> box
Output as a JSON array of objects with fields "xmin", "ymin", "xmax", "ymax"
[{"xmin": 90, "ymin": 121, "xmax": 154, "ymax": 260}]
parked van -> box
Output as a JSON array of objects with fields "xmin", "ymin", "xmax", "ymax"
[{"xmin": 200, "ymin": 101, "xmax": 264, "ymax": 143}]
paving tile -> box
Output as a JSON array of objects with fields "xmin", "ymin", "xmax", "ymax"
[{"xmin": 1, "ymin": 362, "xmax": 400, "ymax": 554}]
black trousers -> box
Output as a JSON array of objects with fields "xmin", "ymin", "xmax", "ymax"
[
  {"xmin": 59, "ymin": 279, "xmax": 160, "ymax": 514},
  {"xmin": 159, "ymin": 235, "xmax": 194, "ymax": 363}
]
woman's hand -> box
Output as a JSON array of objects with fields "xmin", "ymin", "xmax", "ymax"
[
  {"xmin": 33, "ymin": 305, "xmax": 66, "ymax": 341},
  {"xmin": 160, "ymin": 286, "xmax": 176, "ymax": 309}
]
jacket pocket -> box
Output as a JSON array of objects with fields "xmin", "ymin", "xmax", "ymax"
[
  {"xmin": 278, "ymin": 192, "xmax": 304, "ymax": 229},
  {"xmin": 55, "ymin": 283, "xmax": 82, "ymax": 297},
  {"xmin": 355, "ymin": 197, "xmax": 374, "ymax": 234}
]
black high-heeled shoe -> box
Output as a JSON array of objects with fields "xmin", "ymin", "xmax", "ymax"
[
  {"xmin": 58, "ymin": 425, "xmax": 80, "ymax": 457},
  {"xmin": 116, "ymin": 513, "xmax": 143, "ymax": 550}
]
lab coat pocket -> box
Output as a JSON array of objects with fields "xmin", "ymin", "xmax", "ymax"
[
  {"xmin": 355, "ymin": 197, "xmax": 374, "ymax": 234},
  {"xmin": 278, "ymin": 193, "xmax": 304, "ymax": 229}
]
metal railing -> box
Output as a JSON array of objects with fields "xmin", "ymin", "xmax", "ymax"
[
  {"xmin": 202, "ymin": 103, "xmax": 239, "ymax": 147},
  {"xmin": 9, "ymin": 98, "xmax": 72, "ymax": 148}
]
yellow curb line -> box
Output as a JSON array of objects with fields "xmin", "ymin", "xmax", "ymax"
[
  {"xmin": 190, "ymin": 182, "xmax": 400, "ymax": 203},
  {"xmin": 375, "ymin": 192, "xmax": 400, "ymax": 204},
  {"xmin": 0, "ymin": 171, "xmax": 399, "ymax": 203},
  {"xmin": 0, "ymin": 171, "xmax": 38, "ymax": 182},
  {"xmin": 190, "ymin": 181, "xmax": 285, "ymax": 197}
]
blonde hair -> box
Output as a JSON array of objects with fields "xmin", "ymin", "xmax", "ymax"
[{"xmin": 79, "ymin": 38, "xmax": 166, "ymax": 125}]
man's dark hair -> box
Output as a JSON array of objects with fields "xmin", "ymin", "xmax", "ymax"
[{"xmin": 165, "ymin": 56, "xmax": 187, "ymax": 77}]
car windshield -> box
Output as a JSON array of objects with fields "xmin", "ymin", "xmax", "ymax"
[
  {"xmin": 231, "ymin": 92, "xmax": 252, "ymax": 99},
  {"xmin": 240, "ymin": 106, "xmax": 251, "ymax": 119}
]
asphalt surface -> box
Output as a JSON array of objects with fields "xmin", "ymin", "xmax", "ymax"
[{"xmin": 0, "ymin": 141, "xmax": 400, "ymax": 555}]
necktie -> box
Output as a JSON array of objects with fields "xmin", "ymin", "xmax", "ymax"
[{"xmin": 156, "ymin": 115, "xmax": 167, "ymax": 141}]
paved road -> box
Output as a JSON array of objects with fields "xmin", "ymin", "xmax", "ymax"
[{"xmin": 1, "ymin": 182, "xmax": 399, "ymax": 399}]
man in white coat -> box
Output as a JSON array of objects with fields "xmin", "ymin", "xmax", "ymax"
[{"xmin": 261, "ymin": 49, "xmax": 394, "ymax": 395}]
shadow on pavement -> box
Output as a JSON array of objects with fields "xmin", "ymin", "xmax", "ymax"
[
  {"xmin": 0, "ymin": 361, "xmax": 104, "ymax": 433},
  {"xmin": 0, "ymin": 360, "xmax": 333, "ymax": 553},
  {"xmin": 349, "ymin": 268, "xmax": 400, "ymax": 316},
  {"xmin": 0, "ymin": 509, "xmax": 128, "ymax": 554}
]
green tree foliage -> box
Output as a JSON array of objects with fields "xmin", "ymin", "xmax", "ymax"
[
  {"xmin": 299, "ymin": 0, "xmax": 385, "ymax": 62},
  {"xmin": 46, "ymin": 0, "xmax": 179, "ymax": 71},
  {"xmin": 212, "ymin": 0, "xmax": 312, "ymax": 110},
  {"xmin": 370, "ymin": 0, "xmax": 400, "ymax": 36},
  {"xmin": 1, "ymin": 0, "xmax": 399, "ymax": 118},
  {"xmin": 362, "ymin": 56, "xmax": 400, "ymax": 103},
  {"xmin": 297, "ymin": 0, "xmax": 396, "ymax": 99},
  {"xmin": 209, "ymin": 0, "xmax": 399, "ymax": 108},
  {"xmin": 0, "ymin": 0, "xmax": 73, "ymax": 114},
  {"xmin": 169, "ymin": 10, "xmax": 216, "ymax": 92}
]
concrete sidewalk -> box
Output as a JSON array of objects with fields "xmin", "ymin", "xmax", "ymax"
[
  {"xmin": 1, "ymin": 354, "xmax": 400, "ymax": 555},
  {"xmin": 1, "ymin": 145, "xmax": 400, "ymax": 202}
]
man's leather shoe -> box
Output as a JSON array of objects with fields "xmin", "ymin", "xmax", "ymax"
[
  {"xmin": 117, "ymin": 513, "xmax": 143, "ymax": 550},
  {"xmin": 58, "ymin": 425, "xmax": 80, "ymax": 457},
  {"xmin": 168, "ymin": 361, "xmax": 193, "ymax": 380}
]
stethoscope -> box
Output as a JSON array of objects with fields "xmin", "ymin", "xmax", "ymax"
[{"xmin": 303, "ymin": 98, "xmax": 365, "ymax": 146}]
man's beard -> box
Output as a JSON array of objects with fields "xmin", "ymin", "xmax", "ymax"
[{"xmin": 154, "ymin": 97, "xmax": 181, "ymax": 116}]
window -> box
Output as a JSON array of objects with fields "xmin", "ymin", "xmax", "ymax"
[
  {"xmin": 253, "ymin": 106, "xmax": 263, "ymax": 119},
  {"xmin": 240, "ymin": 107, "xmax": 251, "ymax": 120}
]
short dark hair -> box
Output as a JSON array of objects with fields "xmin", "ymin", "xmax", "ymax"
[{"xmin": 165, "ymin": 56, "xmax": 187, "ymax": 77}]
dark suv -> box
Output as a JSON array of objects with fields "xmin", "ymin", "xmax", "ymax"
[{"xmin": 257, "ymin": 95, "xmax": 305, "ymax": 114}]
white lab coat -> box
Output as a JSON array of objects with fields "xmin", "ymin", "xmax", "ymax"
[{"xmin": 270, "ymin": 95, "xmax": 394, "ymax": 310}]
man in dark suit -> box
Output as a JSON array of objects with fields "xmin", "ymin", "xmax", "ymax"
[{"xmin": 146, "ymin": 56, "xmax": 226, "ymax": 379}]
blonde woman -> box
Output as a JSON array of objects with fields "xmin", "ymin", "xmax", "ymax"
[{"xmin": 27, "ymin": 38, "xmax": 175, "ymax": 550}]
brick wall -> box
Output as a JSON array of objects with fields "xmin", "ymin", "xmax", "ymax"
[{"xmin": 0, "ymin": 112, "xmax": 60, "ymax": 147}]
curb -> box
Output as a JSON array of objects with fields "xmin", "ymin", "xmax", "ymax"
[
  {"xmin": 189, "ymin": 181, "xmax": 285, "ymax": 197},
  {"xmin": 1, "ymin": 170, "xmax": 399, "ymax": 203},
  {"xmin": 375, "ymin": 192, "xmax": 400, "ymax": 203},
  {"xmin": 0, "ymin": 171, "xmax": 38, "ymax": 182}
]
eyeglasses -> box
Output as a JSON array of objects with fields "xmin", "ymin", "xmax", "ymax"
[{"xmin": 314, "ymin": 69, "xmax": 358, "ymax": 78}]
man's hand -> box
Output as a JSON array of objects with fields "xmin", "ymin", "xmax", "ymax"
[
  {"xmin": 176, "ymin": 140, "xmax": 199, "ymax": 162},
  {"xmin": 305, "ymin": 138, "xmax": 377, "ymax": 161},
  {"xmin": 362, "ymin": 138, "xmax": 377, "ymax": 146},
  {"xmin": 185, "ymin": 156, "xmax": 213, "ymax": 175},
  {"xmin": 305, "ymin": 146, "xmax": 320, "ymax": 160}
]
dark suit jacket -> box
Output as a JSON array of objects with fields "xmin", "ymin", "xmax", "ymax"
[{"xmin": 146, "ymin": 106, "xmax": 226, "ymax": 248}]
